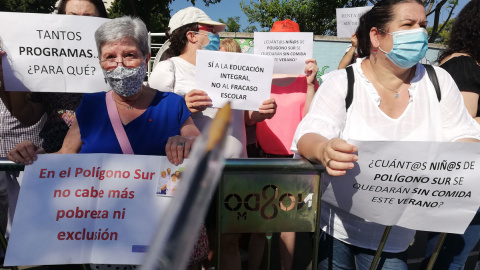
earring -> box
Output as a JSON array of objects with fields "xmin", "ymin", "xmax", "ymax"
[{"xmin": 373, "ymin": 48, "xmax": 378, "ymax": 55}]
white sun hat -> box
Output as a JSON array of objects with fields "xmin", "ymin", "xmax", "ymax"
[{"xmin": 168, "ymin": 7, "xmax": 226, "ymax": 34}]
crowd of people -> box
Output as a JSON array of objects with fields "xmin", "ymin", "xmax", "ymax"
[{"xmin": 1, "ymin": 0, "xmax": 480, "ymax": 269}]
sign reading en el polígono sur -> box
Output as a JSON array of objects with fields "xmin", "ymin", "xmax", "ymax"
[
  {"xmin": 4, "ymin": 154, "xmax": 186, "ymax": 266},
  {"xmin": 196, "ymin": 50, "xmax": 273, "ymax": 111},
  {"xmin": 0, "ymin": 12, "xmax": 110, "ymax": 93},
  {"xmin": 321, "ymin": 140, "xmax": 480, "ymax": 234},
  {"xmin": 336, "ymin": 6, "xmax": 373, "ymax": 38},
  {"xmin": 221, "ymin": 172, "xmax": 319, "ymax": 233},
  {"xmin": 254, "ymin": 32, "xmax": 313, "ymax": 74}
]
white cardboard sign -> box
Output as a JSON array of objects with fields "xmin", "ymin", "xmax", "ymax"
[
  {"xmin": 322, "ymin": 140, "xmax": 480, "ymax": 234},
  {"xmin": 196, "ymin": 50, "xmax": 273, "ymax": 111},
  {"xmin": 336, "ymin": 6, "xmax": 373, "ymax": 38},
  {"xmin": 254, "ymin": 32, "xmax": 313, "ymax": 74},
  {"xmin": 5, "ymin": 154, "xmax": 186, "ymax": 266},
  {"xmin": 0, "ymin": 12, "xmax": 110, "ymax": 93}
]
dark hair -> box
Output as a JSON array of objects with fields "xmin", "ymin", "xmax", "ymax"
[
  {"xmin": 355, "ymin": 0, "xmax": 423, "ymax": 58},
  {"xmin": 57, "ymin": 0, "xmax": 108, "ymax": 18},
  {"xmin": 164, "ymin": 23, "xmax": 199, "ymax": 57},
  {"xmin": 438, "ymin": 0, "xmax": 480, "ymax": 63}
]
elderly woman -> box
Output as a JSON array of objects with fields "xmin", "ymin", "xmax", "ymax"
[
  {"xmin": 9, "ymin": 16, "xmax": 198, "ymax": 163},
  {"xmin": 8, "ymin": 16, "xmax": 205, "ymax": 269},
  {"xmin": 292, "ymin": 0, "xmax": 480, "ymax": 269}
]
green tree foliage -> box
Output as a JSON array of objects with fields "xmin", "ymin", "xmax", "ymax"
[
  {"xmin": 368, "ymin": 0, "xmax": 458, "ymax": 43},
  {"xmin": 241, "ymin": 0, "xmax": 456, "ymax": 39},
  {"xmin": 108, "ymin": 0, "xmax": 221, "ymax": 33},
  {"xmin": 240, "ymin": 0, "xmax": 368, "ymax": 35},
  {"xmin": 427, "ymin": 17, "xmax": 453, "ymax": 44},
  {"xmin": 0, "ymin": 0, "xmax": 57, "ymax": 13},
  {"xmin": 242, "ymin": 25, "xmax": 258, "ymax": 33},
  {"xmin": 219, "ymin": 16, "xmax": 241, "ymax": 32}
]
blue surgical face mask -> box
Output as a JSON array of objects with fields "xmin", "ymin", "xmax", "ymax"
[
  {"xmin": 196, "ymin": 32, "xmax": 220, "ymax": 51},
  {"xmin": 378, "ymin": 28, "xmax": 428, "ymax": 69}
]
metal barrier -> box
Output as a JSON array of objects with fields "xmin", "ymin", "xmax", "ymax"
[
  {"xmin": 147, "ymin": 32, "xmax": 166, "ymax": 77},
  {"xmin": 0, "ymin": 158, "xmax": 445, "ymax": 269},
  {"xmin": 218, "ymin": 158, "xmax": 323, "ymax": 269}
]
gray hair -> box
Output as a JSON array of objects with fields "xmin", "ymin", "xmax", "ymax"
[{"xmin": 95, "ymin": 16, "xmax": 149, "ymax": 57}]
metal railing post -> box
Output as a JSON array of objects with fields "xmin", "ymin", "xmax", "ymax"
[
  {"xmin": 426, "ymin": 232, "xmax": 447, "ymax": 270},
  {"xmin": 369, "ymin": 226, "xmax": 392, "ymax": 270}
]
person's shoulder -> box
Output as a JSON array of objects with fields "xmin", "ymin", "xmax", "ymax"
[
  {"xmin": 156, "ymin": 90, "xmax": 184, "ymax": 103},
  {"xmin": 442, "ymin": 55, "xmax": 479, "ymax": 71},
  {"xmin": 321, "ymin": 66, "xmax": 350, "ymax": 85},
  {"xmin": 78, "ymin": 92, "xmax": 107, "ymax": 108},
  {"xmin": 427, "ymin": 64, "xmax": 454, "ymax": 80},
  {"xmin": 153, "ymin": 58, "xmax": 174, "ymax": 71},
  {"xmin": 82, "ymin": 91, "xmax": 106, "ymax": 100}
]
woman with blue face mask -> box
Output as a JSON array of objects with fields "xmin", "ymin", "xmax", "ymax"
[
  {"xmin": 148, "ymin": 7, "xmax": 277, "ymax": 269},
  {"xmin": 149, "ymin": 7, "xmax": 276, "ymax": 162},
  {"xmin": 421, "ymin": 0, "xmax": 480, "ymax": 269},
  {"xmin": 291, "ymin": 0, "xmax": 480, "ymax": 269}
]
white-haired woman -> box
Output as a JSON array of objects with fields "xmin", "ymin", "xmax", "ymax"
[{"xmin": 8, "ymin": 16, "xmax": 206, "ymax": 270}]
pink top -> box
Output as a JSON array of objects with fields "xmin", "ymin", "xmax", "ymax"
[{"xmin": 256, "ymin": 75, "xmax": 318, "ymax": 155}]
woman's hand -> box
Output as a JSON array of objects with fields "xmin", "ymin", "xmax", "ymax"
[
  {"xmin": 165, "ymin": 135, "xmax": 196, "ymax": 166},
  {"xmin": 351, "ymin": 33, "xmax": 358, "ymax": 48},
  {"xmin": 305, "ymin": 59, "xmax": 319, "ymax": 85},
  {"xmin": 246, "ymin": 98, "xmax": 277, "ymax": 125},
  {"xmin": 7, "ymin": 140, "xmax": 45, "ymax": 165},
  {"xmin": 184, "ymin": 90, "xmax": 212, "ymax": 113},
  {"xmin": 318, "ymin": 138, "xmax": 358, "ymax": 176},
  {"xmin": 258, "ymin": 98, "xmax": 277, "ymax": 119},
  {"xmin": 298, "ymin": 134, "xmax": 357, "ymax": 176}
]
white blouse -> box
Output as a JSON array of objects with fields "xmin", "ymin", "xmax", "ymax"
[{"xmin": 292, "ymin": 58, "xmax": 480, "ymax": 252}]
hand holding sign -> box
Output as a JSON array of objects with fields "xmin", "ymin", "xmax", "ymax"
[
  {"xmin": 305, "ymin": 59, "xmax": 319, "ymax": 85},
  {"xmin": 247, "ymin": 98, "xmax": 277, "ymax": 124},
  {"xmin": 184, "ymin": 89, "xmax": 212, "ymax": 113},
  {"xmin": 322, "ymin": 140, "xmax": 480, "ymax": 234}
]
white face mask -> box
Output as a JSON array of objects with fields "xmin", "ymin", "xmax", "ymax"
[{"xmin": 103, "ymin": 62, "xmax": 146, "ymax": 97}]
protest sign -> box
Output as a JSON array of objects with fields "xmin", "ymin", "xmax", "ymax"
[
  {"xmin": 4, "ymin": 154, "xmax": 185, "ymax": 266},
  {"xmin": 196, "ymin": 50, "xmax": 273, "ymax": 111},
  {"xmin": 254, "ymin": 32, "xmax": 313, "ymax": 74},
  {"xmin": 336, "ymin": 6, "xmax": 373, "ymax": 38},
  {"xmin": 0, "ymin": 12, "xmax": 110, "ymax": 93},
  {"xmin": 321, "ymin": 140, "xmax": 480, "ymax": 234}
]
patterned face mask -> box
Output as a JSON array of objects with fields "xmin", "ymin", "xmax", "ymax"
[{"xmin": 103, "ymin": 62, "xmax": 146, "ymax": 97}]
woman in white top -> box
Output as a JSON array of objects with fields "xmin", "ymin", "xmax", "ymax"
[
  {"xmin": 149, "ymin": 7, "xmax": 276, "ymax": 159},
  {"xmin": 292, "ymin": 0, "xmax": 480, "ymax": 269},
  {"xmin": 149, "ymin": 7, "xmax": 277, "ymax": 270}
]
